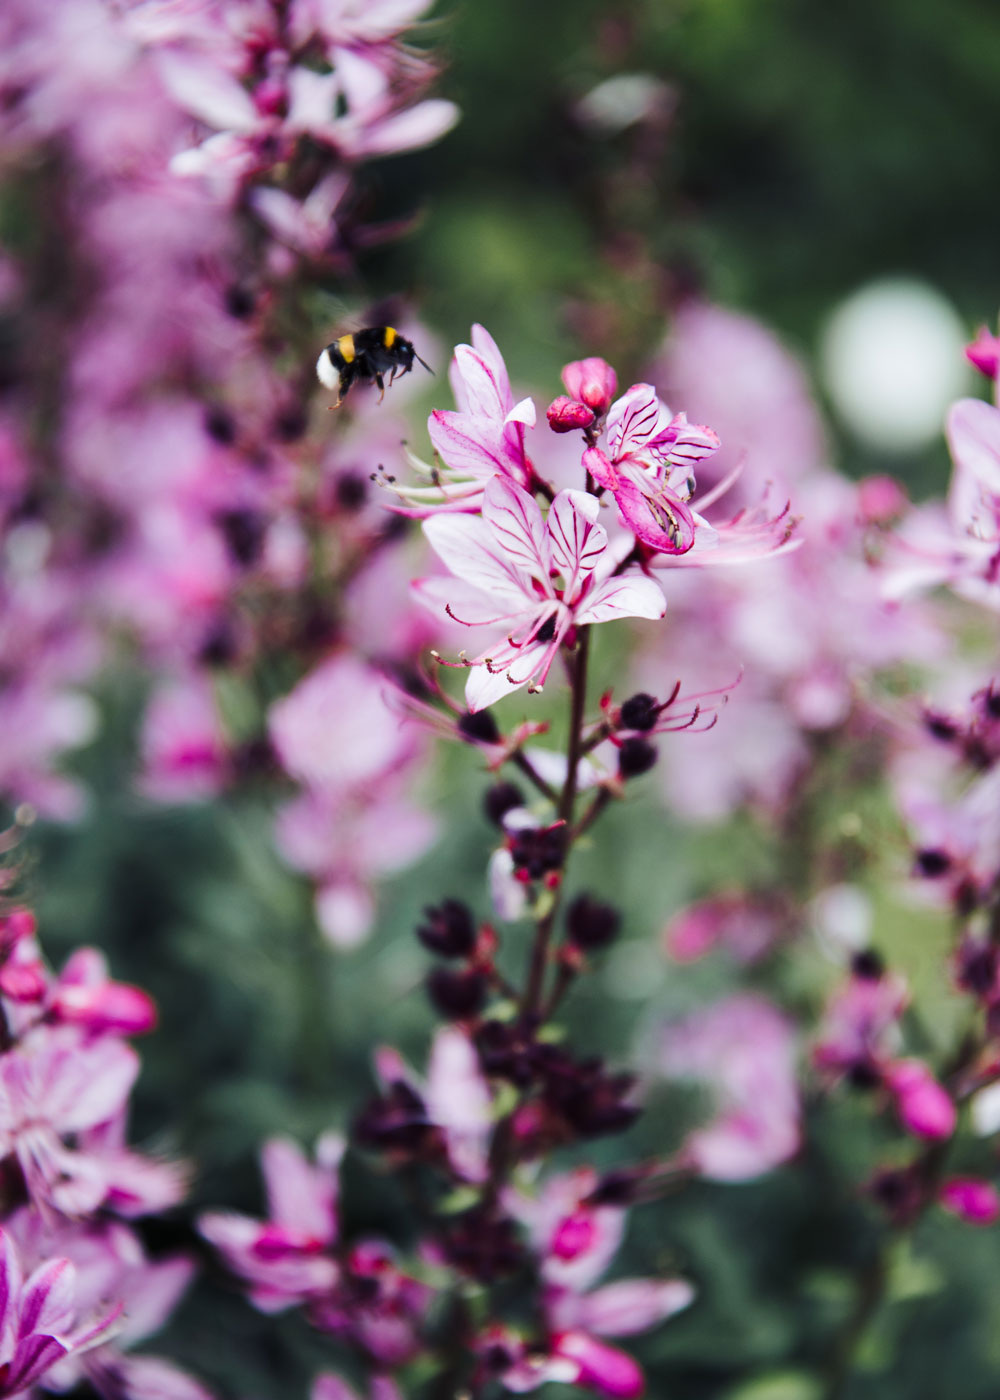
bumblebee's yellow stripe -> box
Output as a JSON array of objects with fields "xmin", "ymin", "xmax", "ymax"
[
  {"xmin": 337, "ymin": 333, "xmax": 355, "ymax": 363},
  {"xmin": 383, "ymin": 326, "xmax": 397, "ymax": 348}
]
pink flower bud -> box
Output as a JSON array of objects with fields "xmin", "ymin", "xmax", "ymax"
[
  {"xmin": 551, "ymin": 1210, "xmax": 598, "ymax": 1261},
  {"xmin": 856, "ymin": 474, "xmax": 907, "ymax": 525},
  {"xmin": 0, "ymin": 909, "xmax": 36, "ymax": 956},
  {"xmin": 553, "ymin": 1331, "xmax": 644, "ymax": 1398},
  {"xmin": 50, "ymin": 981, "xmax": 158, "ymax": 1035},
  {"xmin": 562, "ymin": 358, "xmax": 618, "ymax": 414},
  {"xmin": 940, "ymin": 1176, "xmax": 1000, "ymax": 1225},
  {"xmin": 547, "ymin": 396, "xmax": 595, "ymax": 433},
  {"xmin": 0, "ymin": 959, "xmax": 46, "ymax": 1002},
  {"xmin": 886, "ymin": 1059, "xmax": 956, "ymax": 1140},
  {"xmin": 965, "ymin": 326, "xmax": 1000, "ymax": 379}
]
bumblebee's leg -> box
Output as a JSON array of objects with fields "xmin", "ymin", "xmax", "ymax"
[
  {"xmin": 375, "ymin": 371, "xmax": 385, "ymax": 404},
  {"xmin": 327, "ymin": 361, "xmax": 356, "ymax": 410}
]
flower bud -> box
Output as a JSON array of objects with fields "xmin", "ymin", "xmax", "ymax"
[
  {"xmin": 546, "ymin": 396, "xmax": 595, "ymax": 434},
  {"xmin": 50, "ymin": 980, "xmax": 157, "ymax": 1034},
  {"xmin": 509, "ymin": 824, "xmax": 567, "ymax": 879},
  {"xmin": 619, "ymin": 692, "xmax": 660, "ymax": 731},
  {"xmin": 850, "ymin": 948, "xmax": 885, "ymax": 981},
  {"xmin": 886, "ymin": 1059, "xmax": 956, "ymax": 1140},
  {"xmin": 561, "ymin": 358, "xmax": 618, "ymax": 415},
  {"xmin": 426, "ymin": 967, "xmax": 489, "ymax": 1020},
  {"xmin": 940, "ymin": 1176, "xmax": 1000, "ymax": 1224},
  {"xmin": 458, "ymin": 708, "xmax": 500, "ymax": 744},
  {"xmin": 552, "ymin": 1331, "xmax": 643, "ymax": 1400},
  {"xmin": 483, "ymin": 781, "xmax": 525, "ymax": 827},
  {"xmin": 0, "ymin": 959, "xmax": 46, "ymax": 1003},
  {"xmin": 566, "ymin": 894, "xmax": 621, "ymax": 950},
  {"xmin": 416, "ymin": 900, "xmax": 477, "ymax": 958},
  {"xmin": 965, "ymin": 326, "xmax": 1000, "ymax": 379},
  {"xmin": 618, "ymin": 737, "xmax": 658, "ymax": 779}
]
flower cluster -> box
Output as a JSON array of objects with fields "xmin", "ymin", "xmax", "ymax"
[{"xmin": 0, "ymin": 886, "xmax": 205, "ymax": 1400}]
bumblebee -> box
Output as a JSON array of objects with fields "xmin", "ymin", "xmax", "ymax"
[{"xmin": 316, "ymin": 326, "xmax": 432, "ymax": 407}]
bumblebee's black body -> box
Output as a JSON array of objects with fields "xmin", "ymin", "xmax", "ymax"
[{"xmin": 316, "ymin": 326, "xmax": 432, "ymax": 407}]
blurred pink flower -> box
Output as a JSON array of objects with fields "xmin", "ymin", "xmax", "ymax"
[
  {"xmin": 660, "ymin": 993, "xmax": 800, "ymax": 1181},
  {"xmin": 0, "ymin": 1225, "xmax": 123, "ymax": 1398}
]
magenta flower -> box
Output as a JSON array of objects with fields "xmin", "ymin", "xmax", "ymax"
[
  {"xmin": 939, "ymin": 1177, "xmax": 1000, "ymax": 1225},
  {"xmin": 500, "ymin": 1169, "xmax": 694, "ymax": 1398},
  {"xmin": 415, "ymin": 476, "xmax": 666, "ymax": 711},
  {"xmin": 0, "ymin": 1225, "xmax": 123, "ymax": 1397},
  {"xmin": 8, "ymin": 1211, "xmax": 208, "ymax": 1400},
  {"xmin": 200, "ymin": 1134, "xmax": 343, "ymax": 1312},
  {"xmin": 581, "ymin": 383, "xmax": 720, "ymax": 554}
]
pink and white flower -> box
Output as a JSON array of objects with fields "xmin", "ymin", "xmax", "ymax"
[
  {"xmin": 0, "ymin": 1225, "xmax": 123, "ymax": 1397},
  {"xmin": 415, "ymin": 476, "xmax": 666, "ymax": 711}
]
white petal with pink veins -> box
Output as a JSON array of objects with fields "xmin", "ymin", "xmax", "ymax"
[
  {"xmin": 482, "ymin": 477, "xmax": 551, "ymax": 581},
  {"xmin": 547, "ymin": 490, "xmax": 607, "ymax": 596},
  {"xmin": 575, "ymin": 575, "xmax": 665, "ymax": 626},
  {"xmin": 423, "ymin": 513, "xmax": 530, "ymax": 598}
]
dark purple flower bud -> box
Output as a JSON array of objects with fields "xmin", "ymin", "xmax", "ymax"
[
  {"xmin": 546, "ymin": 396, "xmax": 595, "ymax": 433},
  {"xmin": 915, "ymin": 848, "xmax": 951, "ymax": 878},
  {"xmin": 618, "ymin": 737, "xmax": 658, "ymax": 778},
  {"xmin": 416, "ymin": 900, "xmax": 477, "ymax": 958},
  {"xmin": 199, "ymin": 621, "xmax": 239, "ymax": 667},
  {"xmin": 538, "ymin": 1047, "xmax": 640, "ymax": 1139},
  {"xmin": 273, "ymin": 406, "xmax": 307, "ymax": 442},
  {"xmin": 427, "ymin": 967, "xmax": 489, "ymax": 1019},
  {"xmin": 868, "ymin": 1166, "xmax": 922, "ymax": 1223},
  {"xmin": 509, "ymin": 824, "xmax": 567, "ymax": 880},
  {"xmin": 335, "ymin": 472, "xmax": 368, "ymax": 511},
  {"xmin": 846, "ymin": 1060, "xmax": 882, "ymax": 1091},
  {"xmin": 458, "ymin": 709, "xmax": 500, "ymax": 744},
  {"xmin": 923, "ymin": 710, "xmax": 959, "ymax": 742},
  {"xmin": 354, "ymin": 1081, "xmax": 433, "ymax": 1154},
  {"xmin": 566, "ymin": 893, "xmax": 621, "ymax": 950},
  {"xmin": 851, "ymin": 949, "xmax": 885, "ymax": 981},
  {"xmin": 216, "ymin": 508, "xmax": 266, "ymax": 567},
  {"xmin": 442, "ymin": 1208, "xmax": 525, "ymax": 1281},
  {"xmin": 956, "ymin": 939, "xmax": 997, "ymax": 998},
  {"xmin": 585, "ymin": 1169, "xmax": 643, "ymax": 1206},
  {"xmin": 475, "ymin": 1020, "xmax": 536, "ymax": 1087},
  {"xmin": 619, "ymin": 692, "xmax": 660, "ymax": 731},
  {"xmin": 484, "ymin": 781, "xmax": 525, "ymax": 826},
  {"xmin": 224, "ymin": 285, "xmax": 255, "ymax": 319},
  {"xmin": 204, "ymin": 406, "xmax": 237, "ymax": 445}
]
